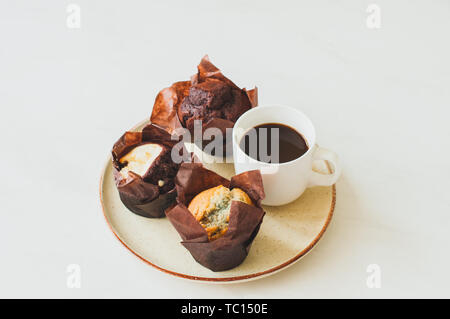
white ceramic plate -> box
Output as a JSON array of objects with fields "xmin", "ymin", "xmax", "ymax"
[{"xmin": 99, "ymin": 120, "xmax": 336, "ymax": 283}]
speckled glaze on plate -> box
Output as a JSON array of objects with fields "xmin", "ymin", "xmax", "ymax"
[{"xmin": 99, "ymin": 120, "xmax": 336, "ymax": 283}]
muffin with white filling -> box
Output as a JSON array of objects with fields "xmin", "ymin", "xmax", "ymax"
[
  {"xmin": 112, "ymin": 123, "xmax": 186, "ymax": 218},
  {"xmin": 117, "ymin": 141, "xmax": 177, "ymax": 194}
]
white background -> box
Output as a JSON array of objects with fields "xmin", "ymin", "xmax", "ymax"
[{"xmin": 1, "ymin": 0, "xmax": 449, "ymax": 298}]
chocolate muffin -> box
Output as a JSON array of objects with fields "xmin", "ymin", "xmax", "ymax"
[
  {"xmin": 150, "ymin": 56, "xmax": 258, "ymax": 157},
  {"xmin": 112, "ymin": 123, "xmax": 186, "ymax": 218},
  {"xmin": 117, "ymin": 142, "xmax": 178, "ymax": 194},
  {"xmin": 177, "ymin": 78, "xmax": 252, "ymax": 132}
]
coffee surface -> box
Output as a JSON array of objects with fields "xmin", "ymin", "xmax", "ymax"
[{"xmin": 239, "ymin": 123, "xmax": 308, "ymax": 163}]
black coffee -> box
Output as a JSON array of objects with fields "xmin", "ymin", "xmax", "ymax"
[{"xmin": 239, "ymin": 123, "xmax": 308, "ymax": 163}]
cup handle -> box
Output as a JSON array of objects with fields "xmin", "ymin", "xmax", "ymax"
[{"xmin": 308, "ymin": 145, "xmax": 342, "ymax": 187}]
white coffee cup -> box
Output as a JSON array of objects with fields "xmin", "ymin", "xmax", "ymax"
[{"xmin": 232, "ymin": 105, "xmax": 341, "ymax": 206}]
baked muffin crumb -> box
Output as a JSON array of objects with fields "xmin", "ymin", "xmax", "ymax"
[{"xmin": 188, "ymin": 185, "xmax": 252, "ymax": 240}]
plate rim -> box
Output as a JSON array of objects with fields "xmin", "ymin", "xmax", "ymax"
[{"xmin": 99, "ymin": 120, "xmax": 336, "ymax": 283}]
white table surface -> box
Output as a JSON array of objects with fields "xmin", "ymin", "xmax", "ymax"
[{"xmin": 1, "ymin": 0, "xmax": 449, "ymax": 298}]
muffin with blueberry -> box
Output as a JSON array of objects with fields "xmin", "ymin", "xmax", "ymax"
[
  {"xmin": 166, "ymin": 163, "xmax": 265, "ymax": 271},
  {"xmin": 188, "ymin": 185, "xmax": 253, "ymax": 241}
]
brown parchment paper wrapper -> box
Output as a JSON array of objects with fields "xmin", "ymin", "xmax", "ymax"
[
  {"xmin": 165, "ymin": 163, "xmax": 265, "ymax": 271},
  {"xmin": 112, "ymin": 123, "xmax": 188, "ymax": 218},
  {"xmin": 150, "ymin": 55, "xmax": 258, "ymax": 157}
]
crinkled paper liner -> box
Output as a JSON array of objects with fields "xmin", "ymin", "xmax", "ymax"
[
  {"xmin": 112, "ymin": 123, "xmax": 187, "ymax": 218},
  {"xmin": 166, "ymin": 163, "xmax": 265, "ymax": 271},
  {"xmin": 150, "ymin": 55, "xmax": 258, "ymax": 157}
]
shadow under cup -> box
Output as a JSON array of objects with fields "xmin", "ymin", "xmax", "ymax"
[{"xmin": 232, "ymin": 105, "xmax": 317, "ymax": 206}]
